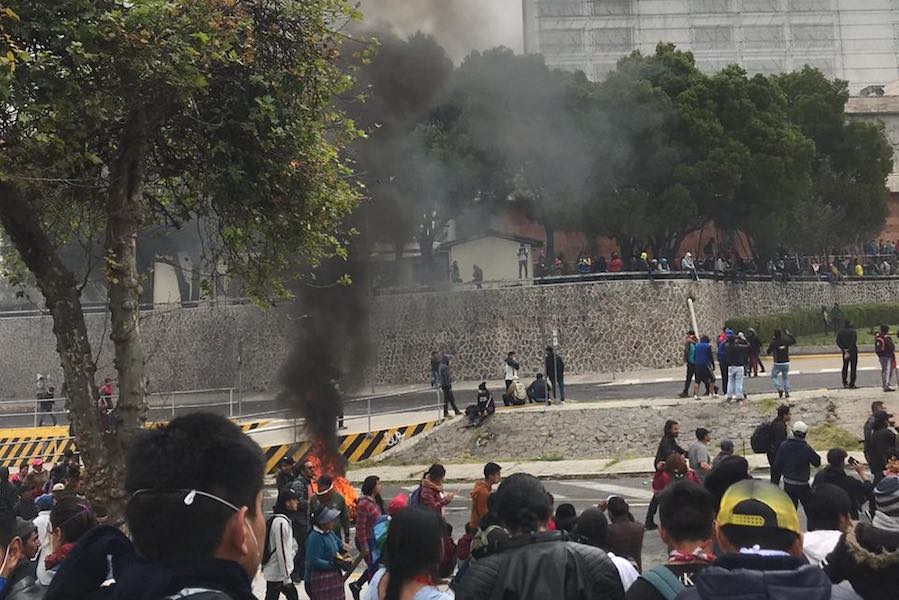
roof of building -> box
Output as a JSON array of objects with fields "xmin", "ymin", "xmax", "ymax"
[
  {"xmin": 847, "ymin": 80, "xmax": 899, "ymax": 114},
  {"xmin": 440, "ymin": 230, "xmax": 544, "ymax": 249}
]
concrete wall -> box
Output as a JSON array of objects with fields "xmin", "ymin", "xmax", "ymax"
[
  {"xmin": 449, "ymin": 237, "xmax": 531, "ymax": 282},
  {"xmin": 371, "ymin": 278, "xmax": 899, "ymax": 384},
  {"xmin": 0, "ymin": 304, "xmax": 293, "ymax": 399}
]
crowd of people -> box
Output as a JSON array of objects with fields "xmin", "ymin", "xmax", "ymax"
[{"xmin": 1, "ymin": 409, "xmax": 899, "ymax": 599}]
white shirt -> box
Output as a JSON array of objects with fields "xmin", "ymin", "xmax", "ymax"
[
  {"xmin": 33, "ymin": 510, "xmax": 51, "ymax": 549},
  {"xmin": 262, "ymin": 514, "xmax": 298, "ymax": 583},
  {"xmin": 608, "ymin": 552, "xmax": 639, "ymax": 591},
  {"xmin": 803, "ymin": 530, "xmax": 843, "ymax": 566},
  {"xmin": 503, "ymin": 361, "xmax": 518, "ymax": 380}
]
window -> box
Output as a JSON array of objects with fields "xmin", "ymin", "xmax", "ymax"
[
  {"xmin": 741, "ymin": 0, "xmax": 779, "ymax": 11},
  {"xmin": 537, "ymin": 0, "xmax": 588, "ymax": 17},
  {"xmin": 540, "ymin": 29, "xmax": 585, "ymax": 52},
  {"xmin": 690, "ymin": 0, "xmax": 731, "ymax": 12},
  {"xmin": 692, "ymin": 26, "xmax": 734, "ymax": 49},
  {"xmin": 788, "ymin": 0, "xmax": 831, "ymax": 11},
  {"xmin": 791, "ymin": 24, "xmax": 835, "ymax": 48},
  {"xmin": 742, "ymin": 24, "xmax": 785, "ymax": 48},
  {"xmin": 591, "ymin": 0, "xmax": 632, "ymax": 16},
  {"xmin": 590, "ymin": 27, "xmax": 634, "ymax": 52}
]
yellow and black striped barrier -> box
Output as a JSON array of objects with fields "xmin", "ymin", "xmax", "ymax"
[
  {"xmin": 262, "ymin": 421, "xmax": 437, "ymax": 474},
  {"xmin": 0, "ymin": 421, "xmax": 269, "ymax": 468}
]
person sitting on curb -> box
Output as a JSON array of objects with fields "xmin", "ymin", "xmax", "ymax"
[
  {"xmin": 503, "ymin": 376, "xmax": 528, "ymax": 407},
  {"xmin": 525, "ymin": 374, "xmax": 551, "ymax": 405}
]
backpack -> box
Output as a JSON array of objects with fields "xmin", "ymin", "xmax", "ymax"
[
  {"xmin": 408, "ymin": 486, "xmax": 423, "ymax": 507},
  {"xmin": 750, "ymin": 421, "xmax": 773, "ymax": 454},
  {"xmin": 876, "ymin": 333, "xmax": 886, "ymax": 355},
  {"xmin": 512, "ymin": 380, "xmax": 527, "ymax": 401},
  {"xmin": 638, "ymin": 565, "xmax": 685, "ymax": 600}
]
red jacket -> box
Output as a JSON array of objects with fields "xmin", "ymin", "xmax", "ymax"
[
  {"xmin": 652, "ymin": 469, "xmax": 699, "ymax": 493},
  {"xmin": 420, "ymin": 478, "xmax": 450, "ymax": 515}
]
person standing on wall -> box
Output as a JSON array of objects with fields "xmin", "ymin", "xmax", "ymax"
[
  {"xmin": 503, "ymin": 351, "xmax": 520, "ymax": 392},
  {"xmin": 767, "ymin": 329, "xmax": 796, "ymax": 399},
  {"xmin": 517, "ymin": 244, "xmax": 529, "ymax": 279},
  {"xmin": 679, "ymin": 330, "xmax": 698, "ymax": 399},
  {"xmin": 874, "ymin": 324, "xmax": 896, "ymax": 392},
  {"xmin": 544, "ymin": 346, "xmax": 565, "ymax": 405},
  {"xmin": 836, "ymin": 320, "xmax": 859, "ymax": 389}
]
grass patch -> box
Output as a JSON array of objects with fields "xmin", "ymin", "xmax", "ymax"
[
  {"xmin": 795, "ymin": 325, "xmax": 898, "ymax": 347},
  {"xmin": 807, "ymin": 422, "xmax": 862, "ymax": 451},
  {"xmin": 756, "ymin": 396, "xmax": 781, "ymax": 414}
]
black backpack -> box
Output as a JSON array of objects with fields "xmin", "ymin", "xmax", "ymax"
[
  {"xmin": 750, "ymin": 421, "xmax": 773, "ymax": 454},
  {"xmin": 262, "ymin": 514, "xmax": 283, "ymax": 564}
]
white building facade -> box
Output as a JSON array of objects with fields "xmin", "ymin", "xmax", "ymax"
[{"xmin": 522, "ymin": 0, "xmax": 899, "ymax": 93}]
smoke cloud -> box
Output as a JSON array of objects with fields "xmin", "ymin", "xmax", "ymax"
[{"xmin": 356, "ymin": 0, "xmax": 523, "ymax": 62}]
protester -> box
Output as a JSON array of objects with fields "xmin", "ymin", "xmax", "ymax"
[
  {"xmin": 864, "ymin": 401, "xmax": 887, "ymax": 466},
  {"xmin": 469, "ymin": 463, "xmax": 501, "ymax": 529},
  {"xmin": 687, "ymin": 428, "xmax": 712, "ymax": 481},
  {"xmin": 626, "ymin": 481, "xmax": 717, "ymax": 600},
  {"xmin": 38, "ymin": 382, "xmax": 57, "ymax": 427},
  {"xmin": 455, "ymin": 473, "xmax": 626, "ymax": 600},
  {"xmin": 118, "ymin": 412, "xmax": 266, "ymax": 600},
  {"xmin": 692, "ymin": 335, "xmax": 718, "ymax": 399},
  {"xmin": 275, "ymin": 457, "xmax": 295, "ymax": 494},
  {"xmin": 774, "ymin": 421, "xmax": 821, "ymax": 510},
  {"xmin": 716, "ymin": 329, "xmax": 730, "ymax": 395},
  {"xmin": 653, "ymin": 454, "xmax": 700, "ymax": 499},
  {"xmin": 802, "ymin": 483, "xmax": 853, "ymax": 567},
  {"xmin": 40, "ymin": 495, "xmax": 98, "ymax": 586},
  {"xmin": 554, "ymin": 503, "xmax": 578, "ymax": 533},
  {"xmin": 309, "ymin": 476, "xmax": 351, "ymax": 546},
  {"xmin": 545, "ymin": 346, "xmax": 565, "ymax": 404},
  {"xmin": 465, "ymin": 383, "xmax": 495, "ymax": 426},
  {"xmin": 812, "ymin": 449, "xmax": 873, "ymax": 520},
  {"xmin": 766, "ymin": 329, "xmax": 796, "ymax": 399},
  {"xmin": 646, "ymin": 420, "xmax": 687, "ymax": 531},
  {"xmin": 603, "ymin": 496, "xmax": 645, "ymax": 572},
  {"xmin": 875, "ymin": 324, "xmax": 897, "ymax": 392},
  {"xmin": 263, "ymin": 489, "xmax": 301, "ymax": 600},
  {"xmin": 573, "ymin": 509, "xmax": 639, "ymax": 591},
  {"xmin": 33, "ymin": 494, "xmax": 52, "ymax": 562},
  {"xmin": 305, "ymin": 507, "xmax": 350, "ymax": 600},
  {"xmin": 365, "ymin": 507, "xmax": 451, "ymax": 600},
  {"xmin": 525, "ymin": 374, "xmax": 551, "ymax": 404},
  {"xmin": 703, "ymin": 455, "xmax": 752, "ymax": 511},
  {"xmin": 349, "ymin": 476, "xmax": 384, "ymax": 600},
  {"xmin": 503, "ymin": 376, "xmax": 527, "ymax": 406},
  {"xmin": 836, "ymin": 320, "xmax": 859, "ymax": 389},
  {"xmin": 825, "ymin": 476, "xmax": 899, "ymax": 599},
  {"xmin": 429, "ymin": 352, "xmax": 440, "ymax": 388},
  {"xmin": 767, "ymin": 404, "xmax": 791, "ymax": 485},
  {"xmin": 724, "ymin": 333, "xmax": 749, "ymax": 402},
  {"xmin": 677, "ymin": 480, "xmax": 860, "ymax": 600},
  {"xmin": 417, "ymin": 464, "xmax": 454, "ymax": 516},
  {"xmin": 503, "ymin": 352, "xmax": 520, "ymax": 391},
  {"xmin": 712, "ymin": 439, "xmax": 734, "ymax": 468},
  {"xmin": 25, "ymin": 459, "xmax": 48, "ymax": 496},
  {"xmin": 679, "ymin": 331, "xmax": 698, "ymax": 398},
  {"xmin": 868, "ymin": 411, "xmax": 897, "ymax": 483},
  {"xmin": 288, "ymin": 460, "xmax": 313, "ymax": 583},
  {"xmin": 437, "ymin": 356, "xmax": 461, "ymax": 417},
  {"xmin": 745, "ymin": 328, "xmax": 764, "ymax": 377}
]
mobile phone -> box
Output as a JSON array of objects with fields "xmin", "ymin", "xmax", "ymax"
[{"xmin": 848, "ymin": 457, "xmax": 859, "ymax": 466}]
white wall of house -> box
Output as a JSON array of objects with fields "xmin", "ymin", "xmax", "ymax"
[{"xmin": 449, "ymin": 237, "xmax": 533, "ymax": 282}]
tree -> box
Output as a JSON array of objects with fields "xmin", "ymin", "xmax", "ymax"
[{"xmin": 0, "ymin": 0, "xmax": 360, "ymax": 516}]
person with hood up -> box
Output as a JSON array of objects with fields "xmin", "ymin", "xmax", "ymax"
[
  {"xmin": 773, "ymin": 421, "xmax": 821, "ymax": 511},
  {"xmin": 469, "ymin": 463, "xmax": 501, "ymax": 530},
  {"xmin": 825, "ymin": 476, "xmax": 899, "ymax": 599},
  {"xmin": 677, "ymin": 480, "xmax": 861, "ymax": 600}
]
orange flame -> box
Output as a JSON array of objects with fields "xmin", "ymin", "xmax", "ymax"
[{"xmin": 305, "ymin": 439, "xmax": 358, "ymax": 520}]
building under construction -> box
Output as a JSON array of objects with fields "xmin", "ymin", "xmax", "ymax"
[{"xmin": 522, "ymin": 0, "xmax": 899, "ymax": 93}]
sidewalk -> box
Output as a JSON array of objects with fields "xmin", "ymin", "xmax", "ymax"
[{"xmin": 347, "ymin": 450, "xmax": 869, "ymax": 485}]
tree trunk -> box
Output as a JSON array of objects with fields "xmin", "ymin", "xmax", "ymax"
[
  {"xmin": 104, "ymin": 106, "xmax": 150, "ymax": 467},
  {"xmin": 0, "ymin": 183, "xmax": 125, "ymax": 516}
]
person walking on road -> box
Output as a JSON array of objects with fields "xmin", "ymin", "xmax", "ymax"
[
  {"xmin": 438, "ymin": 355, "xmax": 461, "ymax": 417},
  {"xmin": 767, "ymin": 329, "xmax": 796, "ymax": 398},
  {"xmin": 679, "ymin": 331, "xmax": 698, "ymax": 398},
  {"xmin": 774, "ymin": 420, "xmax": 821, "ymax": 511},
  {"xmin": 745, "ymin": 328, "xmax": 764, "ymax": 377},
  {"xmin": 692, "ymin": 335, "xmax": 718, "ymax": 399},
  {"xmin": 645, "ymin": 420, "xmax": 687, "ymax": 531},
  {"xmin": 836, "ymin": 320, "xmax": 859, "ymax": 389},
  {"xmin": 503, "ymin": 351, "xmax": 520, "ymax": 391},
  {"xmin": 875, "ymin": 324, "xmax": 896, "ymax": 392},
  {"xmin": 545, "ymin": 346, "xmax": 565, "ymax": 405}
]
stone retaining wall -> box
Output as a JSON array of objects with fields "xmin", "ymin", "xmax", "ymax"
[{"xmin": 372, "ymin": 279, "xmax": 899, "ymax": 384}]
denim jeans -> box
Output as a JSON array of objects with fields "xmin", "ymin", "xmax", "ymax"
[
  {"xmin": 726, "ymin": 366, "xmax": 744, "ymax": 399},
  {"xmin": 771, "ymin": 362, "xmax": 790, "ymax": 393}
]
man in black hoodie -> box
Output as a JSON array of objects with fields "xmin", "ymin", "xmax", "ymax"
[
  {"xmin": 836, "ymin": 320, "xmax": 858, "ymax": 389},
  {"xmin": 545, "ymin": 346, "xmax": 565, "ymax": 404},
  {"xmin": 678, "ymin": 480, "xmax": 860, "ymax": 600},
  {"xmin": 773, "ymin": 421, "xmax": 821, "ymax": 512},
  {"xmin": 115, "ymin": 412, "xmax": 266, "ymax": 600}
]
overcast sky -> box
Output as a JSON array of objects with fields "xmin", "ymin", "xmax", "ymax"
[{"xmin": 356, "ymin": 0, "xmax": 524, "ymax": 62}]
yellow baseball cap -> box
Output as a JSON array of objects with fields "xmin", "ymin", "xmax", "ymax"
[{"xmin": 717, "ymin": 480, "xmax": 801, "ymax": 536}]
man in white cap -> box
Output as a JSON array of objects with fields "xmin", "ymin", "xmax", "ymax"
[{"xmin": 773, "ymin": 421, "xmax": 821, "ymax": 512}]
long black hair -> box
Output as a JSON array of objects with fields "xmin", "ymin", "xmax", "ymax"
[
  {"xmin": 493, "ymin": 473, "xmax": 552, "ymax": 535},
  {"xmin": 50, "ymin": 495, "xmax": 97, "ymax": 544},
  {"xmin": 362, "ymin": 475, "xmax": 385, "ymax": 514},
  {"xmin": 383, "ymin": 508, "xmax": 443, "ymax": 600},
  {"xmin": 425, "ymin": 464, "xmax": 446, "ymax": 482}
]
